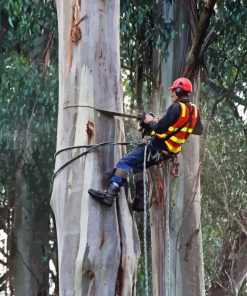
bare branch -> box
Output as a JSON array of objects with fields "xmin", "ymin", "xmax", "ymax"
[
  {"xmin": 201, "ymin": 73, "xmax": 246, "ymax": 121},
  {"xmin": 0, "ymin": 259, "xmax": 7, "ymax": 266},
  {"xmin": 183, "ymin": 1, "xmax": 217, "ymax": 78},
  {"xmin": 0, "ymin": 272, "xmax": 8, "ymax": 286}
]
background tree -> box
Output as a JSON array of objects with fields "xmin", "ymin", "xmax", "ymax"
[
  {"xmin": 121, "ymin": 0, "xmax": 246, "ymax": 295},
  {"xmin": 120, "ymin": 0, "xmax": 214, "ymax": 294},
  {"xmin": 200, "ymin": 1, "xmax": 247, "ymax": 294},
  {"xmin": 0, "ymin": 0, "xmax": 58, "ymax": 294}
]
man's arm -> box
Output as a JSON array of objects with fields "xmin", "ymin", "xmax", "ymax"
[
  {"xmin": 144, "ymin": 103, "xmax": 180, "ymax": 133},
  {"xmin": 192, "ymin": 112, "xmax": 203, "ymax": 135}
]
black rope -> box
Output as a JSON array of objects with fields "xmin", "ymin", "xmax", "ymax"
[
  {"xmin": 52, "ymin": 140, "xmax": 142, "ymax": 182},
  {"xmin": 54, "ymin": 141, "xmax": 139, "ymax": 158}
]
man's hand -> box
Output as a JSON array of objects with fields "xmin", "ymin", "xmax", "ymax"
[{"xmin": 144, "ymin": 113, "xmax": 159, "ymax": 124}]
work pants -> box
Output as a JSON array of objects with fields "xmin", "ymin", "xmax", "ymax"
[{"xmin": 111, "ymin": 144, "xmax": 169, "ymax": 186}]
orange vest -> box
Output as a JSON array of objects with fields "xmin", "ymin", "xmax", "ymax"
[{"xmin": 151, "ymin": 102, "xmax": 199, "ymax": 155}]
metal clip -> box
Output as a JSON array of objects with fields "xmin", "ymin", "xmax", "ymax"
[{"xmin": 151, "ymin": 151, "xmax": 161, "ymax": 162}]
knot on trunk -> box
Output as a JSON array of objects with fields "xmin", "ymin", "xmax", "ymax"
[{"xmin": 86, "ymin": 120, "xmax": 95, "ymax": 139}]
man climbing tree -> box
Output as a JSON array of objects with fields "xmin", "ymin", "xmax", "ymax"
[{"xmin": 89, "ymin": 77, "xmax": 203, "ymax": 211}]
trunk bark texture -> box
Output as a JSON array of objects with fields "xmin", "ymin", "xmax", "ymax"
[{"xmin": 51, "ymin": 1, "xmax": 140, "ymax": 295}]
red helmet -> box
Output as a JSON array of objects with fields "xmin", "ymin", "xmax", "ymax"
[{"xmin": 168, "ymin": 77, "xmax": 192, "ymax": 92}]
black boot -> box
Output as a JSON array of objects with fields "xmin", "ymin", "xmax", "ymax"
[
  {"xmin": 88, "ymin": 182, "xmax": 120, "ymax": 206},
  {"xmin": 132, "ymin": 181, "xmax": 145, "ymax": 212}
]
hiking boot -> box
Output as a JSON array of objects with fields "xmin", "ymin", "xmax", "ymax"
[
  {"xmin": 132, "ymin": 181, "xmax": 145, "ymax": 212},
  {"xmin": 88, "ymin": 182, "xmax": 120, "ymax": 206}
]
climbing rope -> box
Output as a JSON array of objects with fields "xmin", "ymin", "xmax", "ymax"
[
  {"xmin": 143, "ymin": 143, "xmax": 149, "ymax": 296},
  {"xmin": 52, "ymin": 104, "xmax": 144, "ymax": 181},
  {"xmin": 166, "ymin": 159, "xmax": 171, "ymax": 296},
  {"xmin": 50, "ymin": 140, "xmax": 143, "ymax": 195},
  {"xmin": 52, "ymin": 141, "xmax": 142, "ymax": 181}
]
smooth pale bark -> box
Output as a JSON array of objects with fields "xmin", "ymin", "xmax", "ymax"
[
  {"xmin": 51, "ymin": 1, "xmax": 139, "ymax": 295},
  {"xmin": 150, "ymin": 1, "xmax": 205, "ymax": 295},
  {"xmin": 149, "ymin": 164, "xmax": 167, "ymax": 296},
  {"xmin": 149, "ymin": 2, "xmax": 175, "ymax": 295}
]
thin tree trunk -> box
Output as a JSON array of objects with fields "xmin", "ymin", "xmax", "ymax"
[
  {"xmin": 150, "ymin": 1, "xmax": 205, "ymax": 295},
  {"xmin": 11, "ymin": 165, "xmax": 50, "ymax": 296},
  {"xmin": 51, "ymin": 1, "xmax": 140, "ymax": 295},
  {"xmin": 209, "ymin": 233, "xmax": 247, "ymax": 296}
]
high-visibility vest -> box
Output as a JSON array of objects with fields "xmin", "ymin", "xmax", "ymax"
[{"xmin": 151, "ymin": 102, "xmax": 199, "ymax": 155}]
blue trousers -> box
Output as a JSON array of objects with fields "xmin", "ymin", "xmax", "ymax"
[{"xmin": 111, "ymin": 144, "xmax": 169, "ymax": 185}]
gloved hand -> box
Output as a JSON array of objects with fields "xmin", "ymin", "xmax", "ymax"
[
  {"xmin": 144, "ymin": 113, "xmax": 159, "ymax": 124},
  {"xmin": 143, "ymin": 113, "xmax": 155, "ymax": 123},
  {"xmin": 138, "ymin": 112, "xmax": 155, "ymax": 138}
]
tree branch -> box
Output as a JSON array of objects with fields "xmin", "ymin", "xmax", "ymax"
[
  {"xmin": 201, "ymin": 75, "xmax": 246, "ymax": 120},
  {"xmin": 183, "ymin": 0, "xmax": 217, "ymax": 78}
]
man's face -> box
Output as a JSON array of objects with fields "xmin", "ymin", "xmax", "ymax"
[{"xmin": 171, "ymin": 90, "xmax": 178, "ymax": 102}]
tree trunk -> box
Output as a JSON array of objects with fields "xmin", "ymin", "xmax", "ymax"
[
  {"xmin": 209, "ymin": 233, "xmax": 247, "ymax": 296},
  {"xmin": 51, "ymin": 1, "xmax": 140, "ymax": 295},
  {"xmin": 150, "ymin": 1, "xmax": 205, "ymax": 295},
  {"xmin": 11, "ymin": 164, "xmax": 50, "ymax": 296}
]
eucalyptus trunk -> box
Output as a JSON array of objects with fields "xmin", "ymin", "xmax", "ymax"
[
  {"xmin": 51, "ymin": 1, "xmax": 140, "ymax": 295},
  {"xmin": 149, "ymin": 1, "xmax": 205, "ymax": 295}
]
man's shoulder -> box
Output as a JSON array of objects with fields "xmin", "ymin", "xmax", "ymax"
[{"xmin": 168, "ymin": 102, "xmax": 181, "ymax": 112}]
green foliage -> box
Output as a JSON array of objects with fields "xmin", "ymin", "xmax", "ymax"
[
  {"xmin": 121, "ymin": 0, "xmax": 172, "ymax": 59},
  {"xmin": 120, "ymin": 0, "xmax": 173, "ymax": 110},
  {"xmin": 205, "ymin": 0, "xmax": 247, "ymax": 113},
  {"xmin": 0, "ymin": 0, "xmax": 58, "ymax": 292},
  {"xmin": 0, "ymin": 53, "xmax": 58, "ymax": 199},
  {"xmin": 0, "ymin": 0, "xmax": 58, "ymax": 194},
  {"xmin": 200, "ymin": 86, "xmax": 246, "ymax": 293},
  {"xmin": 0, "ymin": 0, "xmax": 57, "ymax": 59}
]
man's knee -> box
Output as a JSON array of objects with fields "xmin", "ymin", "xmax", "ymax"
[{"xmin": 115, "ymin": 168, "xmax": 128, "ymax": 180}]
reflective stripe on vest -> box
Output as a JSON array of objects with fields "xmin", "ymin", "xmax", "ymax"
[
  {"xmin": 165, "ymin": 141, "xmax": 182, "ymax": 154},
  {"xmin": 168, "ymin": 126, "xmax": 193, "ymax": 133}
]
